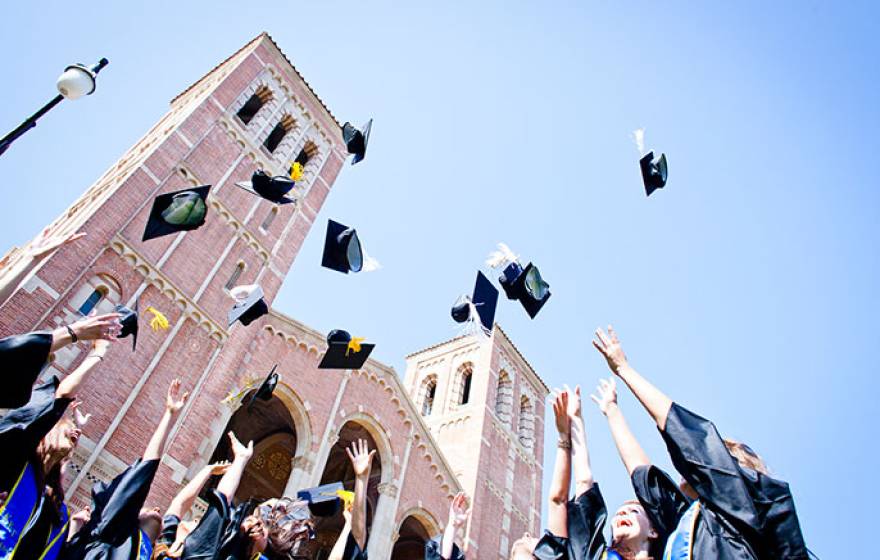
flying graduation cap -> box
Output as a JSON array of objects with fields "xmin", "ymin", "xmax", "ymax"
[
  {"xmin": 142, "ymin": 186, "xmax": 211, "ymax": 241},
  {"xmin": 486, "ymin": 243, "xmax": 551, "ymax": 319},
  {"xmin": 297, "ymin": 482, "xmax": 346, "ymax": 517},
  {"xmin": 640, "ymin": 151, "xmax": 668, "ymax": 196},
  {"xmin": 234, "ymin": 169, "xmax": 297, "ymax": 205},
  {"xmin": 246, "ymin": 365, "xmax": 279, "ymax": 410},
  {"xmin": 318, "ymin": 329, "xmax": 374, "ymax": 370},
  {"xmin": 228, "ymin": 284, "xmax": 269, "ymax": 327},
  {"xmin": 342, "ymin": 119, "xmax": 372, "ymax": 165},
  {"xmin": 451, "ymin": 271, "xmax": 499, "ymax": 337},
  {"xmin": 115, "ymin": 301, "xmax": 138, "ymax": 351},
  {"xmin": 321, "ymin": 219, "xmax": 379, "ymax": 274}
]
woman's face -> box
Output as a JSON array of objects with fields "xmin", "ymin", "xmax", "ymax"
[
  {"xmin": 241, "ymin": 514, "xmax": 269, "ymax": 553},
  {"xmin": 43, "ymin": 419, "xmax": 80, "ymax": 457},
  {"xmin": 610, "ymin": 502, "xmax": 656, "ymax": 545}
]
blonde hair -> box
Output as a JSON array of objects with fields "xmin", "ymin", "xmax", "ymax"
[{"xmin": 724, "ymin": 439, "xmax": 768, "ymax": 474}]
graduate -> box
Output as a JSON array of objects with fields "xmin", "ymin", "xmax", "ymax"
[
  {"xmin": 507, "ymin": 389, "xmax": 573, "ymax": 560},
  {"xmin": 0, "ymin": 228, "xmax": 86, "ymax": 307},
  {"xmin": 0, "ymin": 338, "xmax": 109, "ymax": 560},
  {"xmin": 562, "ymin": 386, "xmax": 660, "ymax": 560},
  {"xmin": 592, "ymin": 326, "xmax": 812, "ymax": 559},
  {"xmin": 64, "ymin": 378, "xmax": 190, "ymax": 560},
  {"xmin": 424, "ymin": 492, "xmax": 470, "ymax": 560},
  {"xmin": 150, "ymin": 462, "xmax": 231, "ymax": 559},
  {"xmin": 326, "ymin": 439, "xmax": 376, "ymax": 560},
  {"xmin": 0, "ymin": 312, "xmax": 121, "ymax": 408},
  {"xmin": 164, "ymin": 431, "xmax": 256, "ymax": 560}
]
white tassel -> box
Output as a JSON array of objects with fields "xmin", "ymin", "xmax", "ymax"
[
  {"xmin": 632, "ymin": 128, "xmax": 646, "ymax": 156},
  {"xmin": 361, "ymin": 246, "xmax": 381, "ymax": 272},
  {"xmin": 454, "ymin": 300, "xmax": 491, "ymax": 339},
  {"xmin": 486, "ymin": 242, "xmax": 519, "ymax": 269},
  {"xmin": 74, "ymin": 408, "xmax": 91, "ymax": 427}
]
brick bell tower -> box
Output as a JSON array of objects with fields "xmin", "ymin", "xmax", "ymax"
[
  {"xmin": 0, "ymin": 33, "xmax": 348, "ymax": 507},
  {"xmin": 404, "ymin": 327, "xmax": 549, "ymax": 559}
]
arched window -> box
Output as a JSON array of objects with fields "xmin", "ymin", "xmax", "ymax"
[
  {"xmin": 77, "ymin": 286, "xmax": 108, "ymax": 315},
  {"xmin": 263, "ymin": 114, "xmax": 295, "ymax": 154},
  {"xmin": 518, "ymin": 396, "xmax": 534, "ymax": 450},
  {"xmin": 236, "ymin": 85, "xmax": 272, "ymax": 125},
  {"xmin": 495, "ymin": 370, "xmax": 513, "ymax": 424},
  {"xmin": 419, "ymin": 375, "xmax": 437, "ymax": 417},
  {"xmin": 225, "ymin": 261, "xmax": 245, "ymax": 290},
  {"xmin": 452, "ymin": 363, "xmax": 474, "ymax": 407},
  {"xmin": 260, "ymin": 207, "xmax": 278, "ymax": 231}
]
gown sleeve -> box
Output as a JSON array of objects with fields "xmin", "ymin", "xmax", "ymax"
[
  {"xmin": 88, "ymin": 458, "xmax": 161, "ymax": 543},
  {"xmin": 661, "ymin": 402, "xmax": 810, "ymax": 558},
  {"xmin": 532, "ymin": 530, "xmax": 570, "ymax": 560},
  {"xmin": 343, "ymin": 531, "xmax": 369, "ymax": 560},
  {"xmin": 180, "ymin": 489, "xmax": 231, "ymax": 560},
  {"xmin": 425, "ymin": 535, "xmax": 465, "ymax": 560},
  {"xmin": 0, "ymin": 377, "xmax": 70, "ymax": 491},
  {"xmin": 0, "ymin": 331, "xmax": 52, "ymax": 408},
  {"xmin": 630, "ymin": 464, "xmax": 691, "ymax": 555},
  {"xmin": 566, "ymin": 483, "xmax": 607, "ymax": 560}
]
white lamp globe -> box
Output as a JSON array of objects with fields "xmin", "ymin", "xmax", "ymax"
[{"xmin": 56, "ymin": 64, "xmax": 96, "ymax": 100}]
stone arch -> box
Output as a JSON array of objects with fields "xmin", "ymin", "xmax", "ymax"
[
  {"xmin": 495, "ymin": 370, "xmax": 513, "ymax": 425},
  {"xmin": 450, "ymin": 362, "xmax": 474, "ymax": 409},
  {"xmin": 418, "ymin": 374, "xmax": 438, "ymax": 417},
  {"xmin": 391, "ymin": 508, "xmax": 442, "ymax": 560}
]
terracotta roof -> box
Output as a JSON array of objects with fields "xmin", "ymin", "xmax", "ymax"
[{"xmin": 170, "ymin": 32, "xmax": 341, "ymax": 129}]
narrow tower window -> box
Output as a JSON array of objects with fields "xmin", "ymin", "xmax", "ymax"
[
  {"xmin": 518, "ymin": 396, "xmax": 535, "ymax": 450},
  {"xmin": 495, "ymin": 371, "xmax": 513, "ymax": 424},
  {"xmin": 455, "ymin": 363, "xmax": 474, "ymax": 406},
  {"xmin": 236, "ymin": 85, "xmax": 272, "ymax": 125},
  {"xmin": 420, "ymin": 376, "xmax": 438, "ymax": 417},
  {"xmin": 263, "ymin": 114, "xmax": 295, "ymax": 154},
  {"xmin": 261, "ymin": 207, "xmax": 278, "ymax": 231},
  {"xmin": 225, "ymin": 261, "xmax": 245, "ymax": 290},
  {"xmin": 77, "ymin": 286, "xmax": 107, "ymax": 316}
]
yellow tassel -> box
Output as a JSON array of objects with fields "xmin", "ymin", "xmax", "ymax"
[
  {"xmin": 346, "ymin": 337, "xmax": 365, "ymax": 356},
  {"xmin": 289, "ymin": 162, "xmax": 304, "ymax": 181},
  {"xmin": 336, "ymin": 489, "xmax": 355, "ymax": 510},
  {"xmin": 146, "ymin": 306, "xmax": 169, "ymax": 331}
]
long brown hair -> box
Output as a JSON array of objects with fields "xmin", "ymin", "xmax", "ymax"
[{"xmin": 724, "ymin": 439, "xmax": 769, "ymax": 474}]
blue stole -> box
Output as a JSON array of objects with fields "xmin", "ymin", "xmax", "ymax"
[
  {"xmin": 603, "ymin": 551, "xmax": 624, "ymax": 560},
  {"xmin": 0, "ymin": 462, "xmax": 69, "ymax": 560},
  {"xmin": 138, "ymin": 529, "xmax": 154, "ymax": 559},
  {"xmin": 663, "ymin": 501, "xmax": 700, "ymax": 560}
]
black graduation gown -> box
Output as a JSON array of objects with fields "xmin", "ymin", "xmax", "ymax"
[
  {"xmin": 151, "ymin": 514, "xmax": 182, "ymax": 559},
  {"xmin": 632, "ymin": 402, "xmax": 811, "ymax": 559},
  {"xmin": 0, "ymin": 377, "xmax": 72, "ymax": 559},
  {"xmin": 178, "ymin": 489, "xmax": 231, "ymax": 560},
  {"xmin": 64, "ymin": 458, "xmax": 161, "ymax": 560},
  {"xmin": 0, "ymin": 330, "xmax": 52, "ymax": 409},
  {"xmin": 341, "ymin": 532, "xmax": 368, "ymax": 560},
  {"xmin": 566, "ymin": 483, "xmax": 608, "ymax": 560},
  {"xmin": 425, "ymin": 536, "xmax": 464, "ymax": 560},
  {"xmin": 533, "ymin": 530, "xmax": 570, "ymax": 560}
]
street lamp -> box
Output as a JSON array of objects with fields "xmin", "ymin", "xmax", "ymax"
[{"xmin": 0, "ymin": 58, "xmax": 109, "ymax": 157}]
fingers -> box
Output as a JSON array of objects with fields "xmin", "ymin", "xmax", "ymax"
[
  {"xmin": 592, "ymin": 339, "xmax": 606, "ymax": 355},
  {"xmin": 608, "ymin": 325, "xmax": 619, "ymax": 343},
  {"xmin": 346, "ymin": 446, "xmax": 356, "ymax": 464},
  {"xmin": 589, "ymin": 394, "xmax": 601, "ymax": 406},
  {"xmin": 595, "ymin": 328, "xmax": 611, "ymax": 348}
]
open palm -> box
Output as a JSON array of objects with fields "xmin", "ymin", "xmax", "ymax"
[{"xmin": 346, "ymin": 439, "xmax": 376, "ymax": 477}]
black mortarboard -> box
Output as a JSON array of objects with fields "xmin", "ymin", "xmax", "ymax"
[
  {"xmin": 115, "ymin": 301, "xmax": 138, "ymax": 351},
  {"xmin": 500, "ymin": 263, "xmax": 551, "ymax": 319},
  {"xmin": 321, "ymin": 219, "xmax": 363, "ymax": 274},
  {"xmin": 228, "ymin": 284, "xmax": 269, "ymax": 327},
  {"xmin": 451, "ymin": 271, "xmax": 499, "ymax": 334},
  {"xmin": 142, "ymin": 185, "xmax": 211, "ymax": 241},
  {"xmin": 640, "ymin": 151, "xmax": 668, "ymax": 196},
  {"xmin": 498, "ymin": 262, "xmax": 524, "ymax": 300},
  {"xmin": 297, "ymin": 482, "xmax": 344, "ymax": 517},
  {"xmin": 246, "ymin": 365, "xmax": 279, "ymax": 410},
  {"xmin": 342, "ymin": 119, "xmax": 372, "ymax": 165},
  {"xmin": 234, "ymin": 169, "xmax": 297, "ymax": 205},
  {"xmin": 317, "ymin": 329, "xmax": 375, "ymax": 370}
]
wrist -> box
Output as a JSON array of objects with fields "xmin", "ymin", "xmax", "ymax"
[{"xmin": 603, "ymin": 402, "xmax": 620, "ymax": 417}]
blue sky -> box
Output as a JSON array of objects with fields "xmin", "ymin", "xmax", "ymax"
[{"xmin": 3, "ymin": 1, "xmax": 879, "ymax": 555}]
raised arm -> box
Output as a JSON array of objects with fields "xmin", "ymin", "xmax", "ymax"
[
  {"xmin": 547, "ymin": 390, "xmax": 571, "ymax": 538},
  {"xmin": 51, "ymin": 312, "xmax": 122, "ymax": 353},
  {"xmin": 593, "ymin": 326, "xmax": 673, "ymax": 430},
  {"xmin": 217, "ymin": 432, "xmax": 254, "ymax": 502},
  {"xmin": 166, "ymin": 462, "xmax": 230, "ymax": 519},
  {"xmin": 440, "ymin": 492, "xmax": 470, "ymax": 559},
  {"xmin": 346, "ymin": 438, "xmax": 376, "ymax": 551},
  {"xmin": 590, "ymin": 377, "xmax": 651, "ymax": 475},
  {"xmin": 0, "ymin": 229, "xmax": 86, "ymax": 306},
  {"xmin": 328, "ymin": 508, "xmax": 353, "ymax": 560},
  {"xmin": 143, "ymin": 379, "xmax": 189, "ymax": 461},
  {"xmin": 566, "ymin": 385, "xmax": 593, "ymax": 497},
  {"xmin": 56, "ymin": 339, "xmax": 110, "ymax": 399}
]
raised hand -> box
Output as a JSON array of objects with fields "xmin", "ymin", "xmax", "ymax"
[
  {"xmin": 229, "ymin": 431, "xmax": 254, "ymax": 461},
  {"xmin": 89, "ymin": 338, "xmax": 110, "ymax": 359},
  {"xmin": 27, "ymin": 228, "xmax": 87, "ymax": 259},
  {"xmin": 69, "ymin": 312, "xmax": 122, "ymax": 342},
  {"xmin": 449, "ymin": 492, "xmax": 471, "ymax": 529},
  {"xmin": 166, "ymin": 379, "xmax": 189, "ymax": 413},
  {"xmin": 68, "ymin": 506, "xmax": 92, "ymax": 537},
  {"xmin": 345, "ymin": 439, "xmax": 376, "ymax": 478},
  {"xmin": 590, "ymin": 377, "xmax": 618, "ymax": 416},
  {"xmin": 564, "ymin": 384, "xmax": 582, "ymax": 419},
  {"xmin": 592, "ymin": 325, "xmax": 628, "ymax": 374},
  {"xmin": 552, "ymin": 389, "xmax": 571, "ymax": 436}
]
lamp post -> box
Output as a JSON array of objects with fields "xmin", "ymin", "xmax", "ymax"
[{"xmin": 0, "ymin": 58, "xmax": 109, "ymax": 157}]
